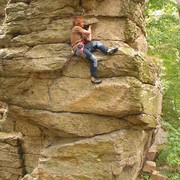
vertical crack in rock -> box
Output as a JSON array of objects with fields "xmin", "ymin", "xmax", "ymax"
[
  {"xmin": 0, "ymin": 132, "xmax": 26, "ymax": 179},
  {"xmin": 17, "ymin": 138, "xmax": 27, "ymax": 176},
  {"xmin": 79, "ymin": 0, "xmax": 83, "ymax": 7}
]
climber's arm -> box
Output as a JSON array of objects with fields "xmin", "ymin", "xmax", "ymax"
[
  {"xmin": 76, "ymin": 25, "xmax": 92, "ymax": 42},
  {"xmin": 84, "ymin": 25, "xmax": 92, "ymax": 42},
  {"xmin": 82, "ymin": 25, "xmax": 91, "ymax": 36}
]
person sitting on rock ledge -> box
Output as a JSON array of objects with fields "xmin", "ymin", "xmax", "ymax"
[{"xmin": 70, "ymin": 17, "xmax": 118, "ymax": 84}]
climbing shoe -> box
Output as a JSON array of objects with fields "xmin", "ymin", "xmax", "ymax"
[
  {"xmin": 91, "ymin": 78, "xmax": 102, "ymax": 84},
  {"xmin": 107, "ymin": 47, "xmax": 118, "ymax": 55}
]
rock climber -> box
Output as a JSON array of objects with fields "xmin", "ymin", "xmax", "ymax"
[{"xmin": 70, "ymin": 17, "xmax": 118, "ymax": 84}]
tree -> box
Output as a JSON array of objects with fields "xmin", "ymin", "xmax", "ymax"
[
  {"xmin": 145, "ymin": 0, "xmax": 180, "ymax": 178},
  {"xmin": 146, "ymin": 0, "xmax": 180, "ymax": 121}
]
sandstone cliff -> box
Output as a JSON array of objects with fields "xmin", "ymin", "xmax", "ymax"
[{"xmin": 0, "ymin": 0, "xmax": 162, "ymax": 180}]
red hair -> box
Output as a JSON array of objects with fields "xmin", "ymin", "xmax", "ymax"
[{"xmin": 74, "ymin": 17, "xmax": 84, "ymax": 27}]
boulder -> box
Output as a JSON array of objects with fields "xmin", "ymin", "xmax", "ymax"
[
  {"xmin": 26, "ymin": 130, "xmax": 149, "ymax": 180},
  {"xmin": 0, "ymin": 76, "xmax": 161, "ymax": 120},
  {"xmin": 7, "ymin": 105, "xmax": 130, "ymax": 137},
  {"xmin": 150, "ymin": 170, "xmax": 168, "ymax": 180},
  {"xmin": 0, "ymin": 0, "xmax": 162, "ymax": 179},
  {"xmin": 142, "ymin": 161, "xmax": 156, "ymax": 173},
  {"xmin": 146, "ymin": 146, "xmax": 158, "ymax": 161}
]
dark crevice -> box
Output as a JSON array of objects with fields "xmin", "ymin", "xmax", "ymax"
[
  {"xmin": 26, "ymin": 0, "xmax": 31, "ymax": 5},
  {"xmin": 17, "ymin": 138, "xmax": 27, "ymax": 176},
  {"xmin": 12, "ymin": 32, "xmax": 23, "ymax": 38},
  {"xmin": 79, "ymin": 0, "xmax": 83, "ymax": 7},
  {"xmin": 9, "ymin": 0, "xmax": 31, "ymax": 4}
]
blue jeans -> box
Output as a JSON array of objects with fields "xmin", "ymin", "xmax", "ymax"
[{"xmin": 74, "ymin": 41, "xmax": 108, "ymax": 78}]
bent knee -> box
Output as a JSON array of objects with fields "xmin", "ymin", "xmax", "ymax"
[
  {"xmin": 89, "ymin": 55, "xmax": 97, "ymax": 67},
  {"xmin": 93, "ymin": 41, "xmax": 102, "ymax": 47}
]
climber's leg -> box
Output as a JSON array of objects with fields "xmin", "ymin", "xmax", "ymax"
[
  {"xmin": 85, "ymin": 41, "xmax": 118, "ymax": 55},
  {"xmin": 75, "ymin": 45, "xmax": 102, "ymax": 84}
]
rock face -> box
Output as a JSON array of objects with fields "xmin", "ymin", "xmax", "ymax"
[{"xmin": 0, "ymin": 0, "xmax": 162, "ymax": 179}]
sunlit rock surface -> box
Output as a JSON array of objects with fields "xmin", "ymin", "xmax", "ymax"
[{"xmin": 0, "ymin": 0, "xmax": 162, "ymax": 179}]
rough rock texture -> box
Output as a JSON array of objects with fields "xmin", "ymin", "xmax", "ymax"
[
  {"xmin": 150, "ymin": 170, "xmax": 168, "ymax": 180},
  {"xmin": 0, "ymin": 0, "xmax": 162, "ymax": 179},
  {"xmin": 0, "ymin": 132, "xmax": 25, "ymax": 179}
]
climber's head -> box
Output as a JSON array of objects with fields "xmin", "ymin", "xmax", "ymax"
[{"xmin": 74, "ymin": 17, "xmax": 84, "ymax": 28}]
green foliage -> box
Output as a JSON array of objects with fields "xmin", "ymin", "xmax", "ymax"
[
  {"xmin": 146, "ymin": 0, "xmax": 179, "ymax": 11},
  {"xmin": 140, "ymin": 172, "xmax": 149, "ymax": 180},
  {"xmin": 164, "ymin": 172, "xmax": 180, "ymax": 180},
  {"xmin": 145, "ymin": 0, "xmax": 180, "ymax": 179},
  {"xmin": 146, "ymin": 0, "xmax": 180, "ymax": 120},
  {"xmin": 156, "ymin": 121, "xmax": 180, "ymax": 169}
]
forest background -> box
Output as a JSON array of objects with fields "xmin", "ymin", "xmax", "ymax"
[{"xmin": 145, "ymin": 0, "xmax": 180, "ymax": 179}]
